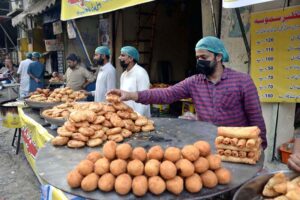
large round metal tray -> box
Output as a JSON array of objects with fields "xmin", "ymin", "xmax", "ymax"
[
  {"xmin": 36, "ymin": 118, "xmax": 265, "ymax": 200},
  {"xmin": 41, "ymin": 113, "xmax": 66, "ymax": 126},
  {"xmin": 24, "ymin": 99, "xmax": 61, "ymax": 109},
  {"xmin": 233, "ymin": 170, "xmax": 299, "ymax": 200}
]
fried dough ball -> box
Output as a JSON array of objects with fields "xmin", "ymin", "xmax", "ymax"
[
  {"xmin": 185, "ymin": 173, "xmax": 203, "ymax": 193},
  {"xmin": 200, "ymin": 170, "xmax": 218, "ymax": 188},
  {"xmin": 86, "ymin": 151, "xmax": 103, "ymax": 163},
  {"xmin": 110, "ymin": 113, "xmax": 125, "ymax": 127},
  {"xmin": 106, "ymin": 93, "xmax": 120, "ymax": 103},
  {"xmin": 87, "ymin": 138, "xmax": 103, "ymax": 147},
  {"xmin": 108, "ymin": 134, "xmax": 124, "ymax": 143},
  {"xmin": 194, "ymin": 140, "xmax": 211, "ymax": 156},
  {"xmin": 115, "ymin": 174, "xmax": 132, "ymax": 195},
  {"xmin": 67, "ymin": 169, "xmax": 83, "ymax": 188},
  {"xmin": 164, "ymin": 147, "xmax": 181, "ymax": 162},
  {"xmin": 132, "ymin": 125, "xmax": 141, "ymax": 133},
  {"xmin": 147, "ymin": 145, "xmax": 164, "ymax": 161},
  {"xmin": 121, "ymin": 129, "xmax": 132, "ymax": 138},
  {"xmin": 81, "ymin": 173, "xmax": 99, "ymax": 192},
  {"xmin": 106, "ymin": 127, "xmax": 122, "ymax": 136},
  {"xmin": 94, "ymin": 158, "xmax": 110, "ymax": 175},
  {"xmin": 78, "ymin": 127, "xmax": 95, "ymax": 137},
  {"xmin": 110, "ymin": 159, "xmax": 127, "ymax": 176},
  {"xmin": 145, "ymin": 159, "xmax": 161, "ymax": 177},
  {"xmin": 148, "ymin": 176, "xmax": 166, "ymax": 195},
  {"xmin": 142, "ymin": 124, "xmax": 155, "ymax": 132},
  {"xmin": 194, "ymin": 157, "xmax": 209, "ymax": 173},
  {"xmin": 98, "ymin": 173, "xmax": 115, "ymax": 192},
  {"xmin": 76, "ymin": 160, "xmax": 94, "ymax": 176},
  {"xmin": 206, "ymin": 154, "xmax": 222, "ymax": 170},
  {"xmin": 116, "ymin": 143, "xmax": 132, "ymax": 160},
  {"xmin": 175, "ymin": 159, "xmax": 195, "ymax": 177},
  {"xmin": 160, "ymin": 160, "xmax": 177, "ymax": 180},
  {"xmin": 103, "ymin": 141, "xmax": 117, "ymax": 160},
  {"xmin": 132, "ymin": 175, "xmax": 148, "ymax": 196},
  {"xmin": 51, "ymin": 136, "xmax": 69, "ymax": 146},
  {"xmin": 127, "ymin": 159, "xmax": 144, "ymax": 176},
  {"xmin": 72, "ymin": 132, "xmax": 89, "ymax": 142},
  {"xmin": 67, "ymin": 140, "xmax": 85, "ymax": 148},
  {"xmin": 181, "ymin": 145, "xmax": 200, "ymax": 162},
  {"xmin": 135, "ymin": 116, "xmax": 148, "ymax": 126},
  {"xmin": 215, "ymin": 168, "xmax": 232, "ymax": 184},
  {"xmin": 166, "ymin": 176, "xmax": 184, "ymax": 195},
  {"xmin": 132, "ymin": 147, "xmax": 147, "ymax": 162}
]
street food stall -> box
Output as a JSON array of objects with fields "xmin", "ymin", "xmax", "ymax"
[{"xmin": 1, "ymin": 87, "xmax": 268, "ymax": 199}]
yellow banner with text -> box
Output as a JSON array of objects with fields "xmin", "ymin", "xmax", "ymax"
[{"xmin": 61, "ymin": 0, "xmax": 154, "ymax": 21}]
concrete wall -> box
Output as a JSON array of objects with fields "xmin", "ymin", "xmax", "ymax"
[
  {"xmin": 64, "ymin": 16, "xmax": 98, "ymax": 68},
  {"xmin": 120, "ymin": 0, "xmax": 202, "ymax": 83},
  {"xmin": 216, "ymin": 0, "xmax": 300, "ymax": 162}
]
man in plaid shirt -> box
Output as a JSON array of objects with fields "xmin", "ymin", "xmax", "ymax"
[{"xmin": 109, "ymin": 36, "xmax": 267, "ymax": 149}]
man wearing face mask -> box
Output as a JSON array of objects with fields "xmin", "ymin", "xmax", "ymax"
[
  {"xmin": 88, "ymin": 46, "xmax": 116, "ymax": 102},
  {"xmin": 108, "ymin": 36, "xmax": 267, "ymax": 149},
  {"xmin": 119, "ymin": 46, "xmax": 151, "ymax": 117},
  {"xmin": 52, "ymin": 53, "xmax": 95, "ymax": 91}
]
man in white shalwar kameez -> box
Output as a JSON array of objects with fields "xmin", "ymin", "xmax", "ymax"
[
  {"xmin": 17, "ymin": 52, "xmax": 33, "ymax": 98},
  {"xmin": 91, "ymin": 46, "xmax": 116, "ymax": 102},
  {"xmin": 119, "ymin": 46, "xmax": 151, "ymax": 117}
]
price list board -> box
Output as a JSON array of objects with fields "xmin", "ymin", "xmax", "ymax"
[{"xmin": 250, "ymin": 6, "xmax": 300, "ymax": 102}]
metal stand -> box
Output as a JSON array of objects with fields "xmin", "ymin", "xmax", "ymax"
[{"xmin": 11, "ymin": 128, "xmax": 21, "ymax": 154}]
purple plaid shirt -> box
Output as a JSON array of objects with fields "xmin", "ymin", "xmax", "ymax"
[{"xmin": 138, "ymin": 68, "xmax": 267, "ymax": 149}]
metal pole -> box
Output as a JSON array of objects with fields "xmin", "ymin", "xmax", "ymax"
[
  {"xmin": 209, "ymin": 0, "xmax": 217, "ymax": 36},
  {"xmin": 71, "ymin": 20, "xmax": 93, "ymax": 67},
  {"xmin": 235, "ymin": 8, "xmax": 250, "ymax": 60},
  {"xmin": 217, "ymin": 0, "xmax": 222, "ymax": 38},
  {"xmin": 0, "ymin": 24, "xmax": 17, "ymax": 50}
]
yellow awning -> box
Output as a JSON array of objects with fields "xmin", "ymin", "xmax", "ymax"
[{"xmin": 61, "ymin": 0, "xmax": 155, "ymax": 21}]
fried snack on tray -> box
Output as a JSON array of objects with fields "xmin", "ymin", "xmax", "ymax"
[
  {"xmin": 52, "ymin": 99, "xmax": 155, "ymax": 148},
  {"xmin": 215, "ymin": 126, "xmax": 262, "ymax": 165},
  {"xmin": 262, "ymin": 173, "xmax": 300, "ymax": 199},
  {"xmin": 28, "ymin": 87, "xmax": 86, "ymax": 103},
  {"xmin": 106, "ymin": 94, "xmax": 120, "ymax": 103}
]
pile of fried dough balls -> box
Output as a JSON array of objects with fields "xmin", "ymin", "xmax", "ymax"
[
  {"xmin": 52, "ymin": 95, "xmax": 155, "ymax": 148},
  {"xmin": 28, "ymin": 87, "xmax": 86, "ymax": 102},
  {"xmin": 67, "ymin": 140, "xmax": 232, "ymax": 196}
]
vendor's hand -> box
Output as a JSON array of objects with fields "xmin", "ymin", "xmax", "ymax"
[
  {"xmin": 35, "ymin": 78, "xmax": 40, "ymax": 83},
  {"xmin": 80, "ymin": 90, "xmax": 90, "ymax": 96},
  {"xmin": 107, "ymin": 89, "xmax": 138, "ymax": 101},
  {"xmin": 52, "ymin": 72, "xmax": 58, "ymax": 77},
  {"xmin": 288, "ymin": 153, "xmax": 300, "ymax": 172}
]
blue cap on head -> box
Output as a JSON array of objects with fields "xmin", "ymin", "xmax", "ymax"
[
  {"xmin": 121, "ymin": 46, "xmax": 139, "ymax": 62},
  {"xmin": 95, "ymin": 46, "xmax": 110, "ymax": 56},
  {"xmin": 32, "ymin": 52, "xmax": 41, "ymax": 58},
  {"xmin": 26, "ymin": 52, "xmax": 32, "ymax": 59},
  {"xmin": 195, "ymin": 36, "xmax": 229, "ymax": 62}
]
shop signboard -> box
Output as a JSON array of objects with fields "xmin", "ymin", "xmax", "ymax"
[
  {"xmin": 250, "ymin": 6, "xmax": 300, "ymax": 102},
  {"xmin": 61, "ymin": 0, "xmax": 154, "ymax": 21},
  {"xmin": 53, "ymin": 21, "xmax": 63, "ymax": 35},
  {"xmin": 44, "ymin": 39, "xmax": 62, "ymax": 52}
]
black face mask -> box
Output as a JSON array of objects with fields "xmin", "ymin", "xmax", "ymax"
[
  {"xmin": 120, "ymin": 60, "xmax": 129, "ymax": 70},
  {"xmin": 196, "ymin": 58, "xmax": 217, "ymax": 76},
  {"xmin": 94, "ymin": 58, "xmax": 104, "ymax": 66}
]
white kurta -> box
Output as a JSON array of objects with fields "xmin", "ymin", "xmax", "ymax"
[
  {"xmin": 17, "ymin": 58, "xmax": 33, "ymax": 97},
  {"xmin": 120, "ymin": 63, "xmax": 151, "ymax": 117},
  {"xmin": 92, "ymin": 62, "xmax": 116, "ymax": 102}
]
